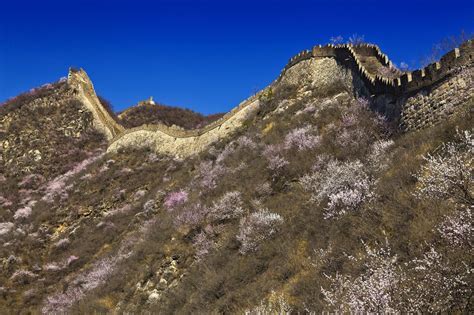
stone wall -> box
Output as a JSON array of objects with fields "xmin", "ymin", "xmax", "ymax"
[
  {"xmin": 66, "ymin": 40, "xmax": 473, "ymax": 157},
  {"xmin": 67, "ymin": 69, "xmax": 124, "ymax": 140},
  {"xmin": 107, "ymin": 57, "xmax": 362, "ymax": 157},
  {"xmin": 107, "ymin": 98, "xmax": 260, "ymax": 158},
  {"xmin": 397, "ymin": 40, "xmax": 473, "ymax": 92},
  {"xmin": 400, "ymin": 66, "xmax": 473, "ymax": 130}
]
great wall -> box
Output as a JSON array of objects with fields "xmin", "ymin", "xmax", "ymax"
[{"xmin": 66, "ymin": 40, "xmax": 473, "ymax": 157}]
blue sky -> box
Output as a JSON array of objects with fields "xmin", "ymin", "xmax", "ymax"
[{"xmin": 1, "ymin": 0, "xmax": 472, "ymax": 114}]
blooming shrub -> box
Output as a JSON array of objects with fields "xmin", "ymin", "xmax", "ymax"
[
  {"xmin": 415, "ymin": 130, "xmax": 473, "ymax": 204},
  {"xmin": 164, "ymin": 190, "xmax": 188, "ymax": 211},
  {"xmin": 284, "ymin": 126, "xmax": 321, "ymax": 151},
  {"xmin": 263, "ymin": 144, "xmax": 289, "ymax": 172},
  {"xmin": 255, "ymin": 182, "xmax": 272, "ymax": 197},
  {"xmin": 216, "ymin": 143, "xmax": 236, "ymax": 164},
  {"xmin": 13, "ymin": 205, "xmax": 33, "ymax": 220},
  {"xmin": 437, "ymin": 205, "xmax": 472, "ymax": 247},
  {"xmin": 192, "ymin": 225, "xmax": 222, "ymax": 260},
  {"xmin": 41, "ymin": 151, "xmax": 104, "ymax": 203},
  {"xmin": 321, "ymin": 240, "xmax": 472, "ymax": 313},
  {"xmin": 332, "ymin": 98, "xmax": 377, "ymax": 151},
  {"xmin": 193, "ymin": 231, "xmax": 214, "ymax": 260},
  {"xmin": 42, "ymin": 257, "xmax": 117, "ymax": 313},
  {"xmin": 0, "ymin": 222, "xmax": 14, "ymax": 236},
  {"xmin": 209, "ymin": 191, "xmax": 245, "ymax": 221},
  {"xmin": 236, "ymin": 135, "xmax": 258, "ymax": 149},
  {"xmin": 174, "ymin": 203, "xmax": 209, "ymax": 227},
  {"xmin": 0, "ymin": 196, "xmax": 13, "ymax": 208},
  {"xmin": 196, "ymin": 160, "xmax": 226, "ymax": 190},
  {"xmin": 322, "ymin": 241, "xmax": 400, "ymax": 313},
  {"xmin": 368, "ymin": 139, "xmax": 394, "ymax": 171},
  {"xmin": 336, "ymin": 129, "xmax": 364, "ymax": 149},
  {"xmin": 405, "ymin": 246, "xmax": 472, "ymax": 312},
  {"xmin": 245, "ymin": 291, "xmax": 292, "ymax": 315},
  {"xmin": 341, "ymin": 112, "xmax": 357, "ymax": 127},
  {"xmin": 237, "ymin": 209, "xmax": 284, "ymax": 254},
  {"xmin": 301, "ymin": 159, "xmax": 374, "ymax": 219}
]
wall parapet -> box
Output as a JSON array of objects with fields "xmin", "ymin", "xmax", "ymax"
[{"xmin": 277, "ymin": 40, "xmax": 473, "ymax": 94}]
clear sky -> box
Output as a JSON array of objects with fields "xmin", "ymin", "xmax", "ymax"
[{"xmin": 1, "ymin": 0, "xmax": 473, "ymax": 114}]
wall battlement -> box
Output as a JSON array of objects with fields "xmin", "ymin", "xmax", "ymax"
[{"xmin": 278, "ymin": 40, "xmax": 473, "ymax": 94}]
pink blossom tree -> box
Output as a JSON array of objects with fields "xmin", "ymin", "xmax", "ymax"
[{"xmin": 164, "ymin": 190, "xmax": 188, "ymax": 211}]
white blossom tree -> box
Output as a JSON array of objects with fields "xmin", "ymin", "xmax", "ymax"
[
  {"xmin": 237, "ymin": 209, "xmax": 284, "ymax": 254},
  {"xmin": 415, "ymin": 130, "xmax": 473, "ymax": 205},
  {"xmin": 301, "ymin": 159, "xmax": 374, "ymax": 219}
]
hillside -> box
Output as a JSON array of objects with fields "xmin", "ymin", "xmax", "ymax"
[
  {"xmin": 118, "ymin": 102, "xmax": 224, "ymax": 130},
  {"xmin": 0, "ymin": 40, "xmax": 473, "ymax": 314}
]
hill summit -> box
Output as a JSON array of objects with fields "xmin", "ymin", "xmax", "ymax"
[{"xmin": 0, "ymin": 40, "xmax": 473, "ymax": 313}]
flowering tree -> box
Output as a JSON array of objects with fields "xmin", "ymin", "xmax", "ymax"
[
  {"xmin": 437, "ymin": 205, "xmax": 472, "ymax": 247},
  {"xmin": 329, "ymin": 35, "xmax": 344, "ymax": 44},
  {"xmin": 0, "ymin": 222, "xmax": 14, "ymax": 236},
  {"xmin": 263, "ymin": 144, "xmax": 289, "ymax": 172},
  {"xmin": 174, "ymin": 203, "xmax": 209, "ymax": 227},
  {"xmin": 192, "ymin": 225, "xmax": 224, "ymax": 260},
  {"xmin": 13, "ymin": 203, "xmax": 34, "ymax": 220},
  {"xmin": 368, "ymin": 139, "xmax": 395, "ymax": 172},
  {"xmin": 236, "ymin": 135, "xmax": 258, "ymax": 150},
  {"xmin": 301, "ymin": 159, "xmax": 374, "ymax": 219},
  {"xmin": 402, "ymin": 246, "xmax": 472, "ymax": 312},
  {"xmin": 348, "ymin": 34, "xmax": 366, "ymax": 45},
  {"xmin": 415, "ymin": 130, "xmax": 473, "ymax": 205},
  {"xmin": 321, "ymin": 239, "xmax": 472, "ymax": 313},
  {"xmin": 237, "ymin": 209, "xmax": 284, "ymax": 254},
  {"xmin": 164, "ymin": 190, "xmax": 188, "ymax": 211},
  {"xmin": 41, "ymin": 151, "xmax": 104, "ymax": 203},
  {"xmin": 284, "ymin": 126, "xmax": 320, "ymax": 151},
  {"xmin": 196, "ymin": 160, "xmax": 226, "ymax": 190},
  {"xmin": 321, "ymin": 241, "xmax": 401, "ymax": 313},
  {"xmin": 209, "ymin": 191, "xmax": 245, "ymax": 221},
  {"xmin": 245, "ymin": 291, "xmax": 292, "ymax": 315}
]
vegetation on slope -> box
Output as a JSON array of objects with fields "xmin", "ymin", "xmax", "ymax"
[
  {"xmin": 0, "ymin": 71, "xmax": 471, "ymax": 313},
  {"xmin": 118, "ymin": 103, "xmax": 224, "ymax": 129}
]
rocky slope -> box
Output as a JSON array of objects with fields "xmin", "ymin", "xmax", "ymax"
[{"xmin": 0, "ymin": 41, "xmax": 473, "ymax": 314}]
